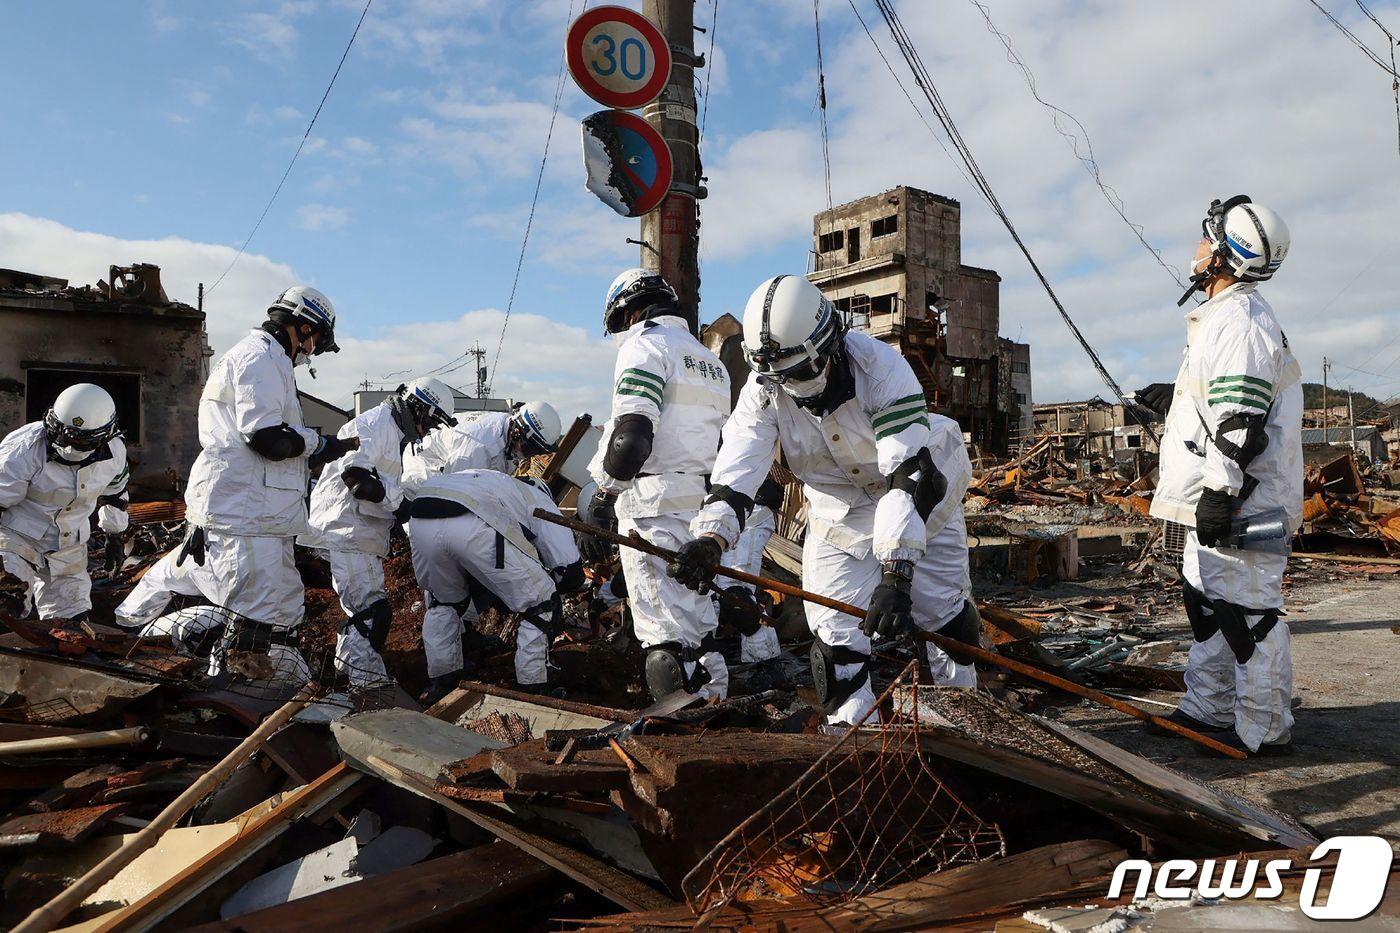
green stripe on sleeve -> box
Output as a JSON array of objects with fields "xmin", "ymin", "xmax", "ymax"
[
  {"xmin": 620, "ymin": 367, "xmax": 664, "ymax": 391},
  {"xmin": 1208, "ymin": 383, "xmax": 1270, "ymax": 403},
  {"xmin": 872, "ymin": 404, "xmax": 928, "ymax": 429},
  {"xmin": 1207, "ymin": 394, "xmax": 1268, "ymax": 410},
  {"xmin": 876, "ymin": 414, "xmax": 929, "ymax": 440},
  {"xmin": 616, "ymin": 385, "xmax": 663, "ymax": 406},
  {"xmin": 1209, "ymin": 374, "xmax": 1272, "ymax": 390}
]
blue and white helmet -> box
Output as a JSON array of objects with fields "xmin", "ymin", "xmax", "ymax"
[
  {"xmin": 604, "ymin": 268, "xmax": 677, "ymax": 334},
  {"xmin": 400, "ymin": 377, "xmax": 457, "ymax": 432},
  {"xmin": 510, "ymin": 400, "xmax": 563, "ymax": 456},
  {"xmin": 1204, "ymin": 198, "xmax": 1290, "ymax": 283},
  {"xmin": 269, "ymin": 285, "xmax": 339, "ymax": 353}
]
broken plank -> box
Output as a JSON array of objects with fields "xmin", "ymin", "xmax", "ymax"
[
  {"xmin": 363, "ymin": 754, "xmax": 675, "ymax": 914},
  {"xmin": 0, "ymin": 804, "xmax": 128, "ymax": 851},
  {"xmin": 331, "ymin": 707, "xmax": 504, "ymax": 781},
  {"xmin": 182, "ymin": 842, "xmax": 554, "ymax": 933},
  {"xmin": 490, "ymin": 739, "xmax": 631, "ymax": 793},
  {"xmin": 453, "ymin": 680, "xmax": 620, "ymax": 732}
]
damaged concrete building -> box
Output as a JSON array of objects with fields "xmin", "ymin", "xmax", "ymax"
[
  {"xmin": 0, "ymin": 264, "xmax": 207, "ymax": 496},
  {"xmin": 807, "ymin": 186, "xmax": 1032, "ymax": 454}
]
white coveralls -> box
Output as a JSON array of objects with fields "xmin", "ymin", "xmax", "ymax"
[
  {"xmin": 588, "ymin": 314, "xmax": 731, "ymax": 700},
  {"xmin": 407, "ymin": 470, "xmax": 569, "ymax": 684},
  {"xmin": 0, "ymin": 423, "xmax": 129, "ymax": 619},
  {"xmin": 693, "ymin": 331, "xmax": 976, "ymax": 724},
  {"xmin": 401, "ymin": 411, "xmax": 512, "ymax": 494},
  {"xmin": 299, "ymin": 404, "xmax": 408, "ymax": 687},
  {"xmin": 1150, "ymin": 283, "xmax": 1302, "ymax": 751},
  {"xmin": 185, "ymin": 327, "xmax": 319, "ymax": 674},
  {"xmin": 113, "ymin": 546, "xmax": 228, "ymax": 656},
  {"xmin": 729, "ymin": 505, "xmax": 780, "ymax": 663}
]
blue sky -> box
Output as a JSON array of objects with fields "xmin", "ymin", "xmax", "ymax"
[{"xmin": 4, "ymin": 0, "xmax": 1400, "ymax": 422}]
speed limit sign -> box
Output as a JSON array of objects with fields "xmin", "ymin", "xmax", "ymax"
[{"xmin": 566, "ymin": 6, "xmax": 671, "ymax": 110}]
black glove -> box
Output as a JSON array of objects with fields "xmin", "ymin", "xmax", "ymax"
[
  {"xmin": 1135, "ymin": 382, "xmax": 1174, "ymax": 417},
  {"xmin": 667, "ymin": 535, "xmax": 723, "ymax": 594},
  {"xmin": 342, "ymin": 466, "xmax": 386, "ymax": 503},
  {"xmin": 319, "ymin": 434, "xmax": 358, "ymax": 462},
  {"xmin": 862, "ymin": 564, "xmax": 914, "ymax": 641},
  {"xmin": 1195, "ymin": 487, "xmax": 1236, "ymax": 548},
  {"xmin": 717, "ymin": 584, "xmax": 762, "ymax": 636},
  {"xmin": 392, "ymin": 498, "xmax": 414, "ymax": 525},
  {"xmin": 104, "ymin": 533, "xmax": 126, "ymax": 575},
  {"xmin": 579, "ymin": 492, "xmax": 618, "ymax": 564},
  {"xmin": 176, "ymin": 524, "xmax": 206, "ymax": 568}
]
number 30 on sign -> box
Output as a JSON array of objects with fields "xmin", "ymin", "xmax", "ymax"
[{"xmin": 566, "ymin": 6, "xmax": 671, "ymax": 110}]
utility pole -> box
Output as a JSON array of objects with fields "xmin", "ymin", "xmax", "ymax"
[
  {"xmin": 1322, "ymin": 357, "xmax": 1330, "ymax": 438},
  {"xmin": 1348, "ymin": 384, "xmax": 1357, "ymax": 456},
  {"xmin": 468, "ymin": 342, "xmax": 488, "ymax": 398},
  {"xmin": 641, "ymin": 0, "xmax": 703, "ymax": 331}
]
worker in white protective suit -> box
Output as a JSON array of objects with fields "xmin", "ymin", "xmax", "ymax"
[
  {"xmin": 408, "ymin": 470, "xmax": 584, "ymax": 703},
  {"xmin": 0, "ymin": 384, "xmax": 129, "ymax": 621},
  {"xmin": 298, "ymin": 378, "xmax": 457, "ymax": 688},
  {"xmin": 669, "ymin": 276, "xmax": 979, "ymax": 725},
  {"xmin": 578, "ymin": 268, "xmax": 731, "ymax": 702},
  {"xmin": 1139, "ymin": 196, "xmax": 1301, "ymax": 756},
  {"xmin": 711, "ymin": 474, "xmax": 788, "ymax": 691},
  {"xmin": 182, "ymin": 286, "xmax": 355, "ymax": 677},
  {"xmin": 401, "ymin": 402, "xmax": 563, "ymax": 492}
]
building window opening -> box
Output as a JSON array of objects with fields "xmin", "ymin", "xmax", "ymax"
[
  {"xmin": 1125, "ymin": 433, "xmax": 1142, "ymax": 448},
  {"xmin": 818, "ymin": 230, "xmax": 844, "ymax": 253},
  {"xmin": 872, "ymin": 214, "xmax": 899, "ymax": 238},
  {"xmin": 847, "ymin": 294, "xmax": 871, "ymax": 330},
  {"xmin": 1012, "ymin": 361, "xmax": 1029, "ymax": 374},
  {"xmin": 847, "ymin": 227, "xmax": 861, "ymax": 263},
  {"xmin": 1015, "ymin": 391, "xmax": 1027, "ymax": 404},
  {"xmin": 26, "ymin": 369, "xmax": 142, "ymax": 444},
  {"xmin": 868, "ymin": 293, "xmax": 897, "ymax": 316}
]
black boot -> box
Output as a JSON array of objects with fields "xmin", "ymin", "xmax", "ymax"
[
  {"xmin": 419, "ymin": 671, "xmax": 461, "ymax": 706},
  {"xmin": 746, "ymin": 658, "xmax": 790, "ymax": 692}
]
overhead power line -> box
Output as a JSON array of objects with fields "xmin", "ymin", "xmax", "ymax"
[
  {"xmin": 485, "ymin": 0, "xmax": 581, "ymax": 395},
  {"xmin": 813, "ymin": 0, "xmax": 836, "ymax": 235},
  {"xmin": 859, "ymin": 0, "xmax": 1158, "ymax": 441},
  {"xmin": 207, "ymin": 0, "xmax": 373, "ymax": 296},
  {"xmin": 1306, "ymin": 0, "xmax": 1400, "ymax": 77},
  {"xmin": 698, "ymin": 0, "xmax": 720, "ymax": 142},
  {"xmin": 1354, "ymin": 0, "xmax": 1400, "ymax": 159},
  {"xmin": 966, "ymin": 0, "xmax": 1185, "ymax": 288}
]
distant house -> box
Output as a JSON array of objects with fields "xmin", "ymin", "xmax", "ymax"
[
  {"xmin": 1300, "ymin": 425, "xmax": 1387, "ymax": 464},
  {"xmin": 298, "ymin": 391, "xmax": 353, "ymax": 436}
]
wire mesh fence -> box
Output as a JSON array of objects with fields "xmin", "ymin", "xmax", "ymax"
[{"xmin": 681, "ymin": 662, "xmax": 1005, "ymax": 918}]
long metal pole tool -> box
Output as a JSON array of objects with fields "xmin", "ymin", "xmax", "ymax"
[{"xmin": 538, "ymin": 509, "xmax": 1246, "ymax": 760}]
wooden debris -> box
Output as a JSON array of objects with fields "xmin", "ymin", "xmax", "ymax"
[{"xmin": 0, "ymin": 804, "xmax": 128, "ymax": 852}]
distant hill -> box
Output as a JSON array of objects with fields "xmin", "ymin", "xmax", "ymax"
[{"xmin": 1300, "ymin": 383, "xmax": 1383, "ymax": 413}]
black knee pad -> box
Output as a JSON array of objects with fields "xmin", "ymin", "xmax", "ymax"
[
  {"xmin": 346, "ymin": 599, "xmax": 392, "ymax": 653},
  {"xmin": 645, "ymin": 642, "xmax": 709, "ymax": 700},
  {"xmin": 941, "ymin": 600, "xmax": 982, "ymax": 647},
  {"xmin": 1182, "ymin": 582, "xmax": 1218, "ymax": 643},
  {"xmin": 809, "ymin": 639, "xmax": 871, "ymax": 715},
  {"xmin": 522, "ymin": 594, "xmax": 564, "ymax": 640},
  {"xmin": 1211, "ymin": 598, "xmax": 1280, "ymax": 665}
]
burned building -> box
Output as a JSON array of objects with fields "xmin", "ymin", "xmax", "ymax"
[
  {"xmin": 807, "ymin": 186, "xmax": 1030, "ymax": 454},
  {"xmin": 0, "ymin": 264, "xmax": 208, "ymax": 496}
]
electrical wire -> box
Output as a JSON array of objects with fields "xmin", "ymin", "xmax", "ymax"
[
  {"xmin": 698, "ymin": 0, "xmax": 719, "ymax": 142},
  {"xmin": 1306, "ymin": 0, "xmax": 1400, "ymax": 77},
  {"xmin": 813, "ymin": 0, "xmax": 836, "ymax": 237},
  {"xmin": 966, "ymin": 0, "xmax": 1185, "ymax": 288},
  {"xmin": 1355, "ymin": 0, "xmax": 1400, "ymax": 158},
  {"xmin": 861, "ymin": 0, "xmax": 1158, "ymax": 441},
  {"xmin": 485, "ymin": 0, "xmax": 581, "ymax": 395},
  {"xmin": 206, "ymin": 0, "xmax": 373, "ymax": 296}
]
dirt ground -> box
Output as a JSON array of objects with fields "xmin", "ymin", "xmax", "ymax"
[{"xmin": 1054, "ymin": 570, "xmax": 1400, "ymax": 843}]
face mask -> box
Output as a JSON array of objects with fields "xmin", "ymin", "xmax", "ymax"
[
  {"xmin": 780, "ymin": 369, "xmax": 829, "ymax": 404},
  {"xmin": 53, "ymin": 444, "xmax": 89, "ymax": 463}
]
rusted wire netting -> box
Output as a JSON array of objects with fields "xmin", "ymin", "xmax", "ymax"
[{"xmin": 681, "ymin": 662, "xmax": 1005, "ymax": 917}]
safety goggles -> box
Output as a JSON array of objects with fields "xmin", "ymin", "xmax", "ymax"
[
  {"xmin": 44, "ymin": 412, "xmax": 115, "ymax": 451},
  {"xmin": 747, "ymin": 346, "xmax": 826, "ymax": 385}
]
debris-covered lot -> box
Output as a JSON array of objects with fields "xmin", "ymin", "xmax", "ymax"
[{"xmin": 1, "ymin": 451, "xmax": 1397, "ymax": 931}]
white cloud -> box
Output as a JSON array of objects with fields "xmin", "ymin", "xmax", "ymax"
[
  {"xmin": 0, "ymin": 213, "xmax": 617, "ymax": 424},
  {"xmin": 295, "ymin": 203, "xmax": 350, "ymax": 231},
  {"xmin": 185, "ymin": 88, "xmax": 211, "ymax": 109},
  {"xmin": 693, "ymin": 0, "xmax": 1400, "ymax": 403},
  {"xmin": 230, "ymin": 2, "xmax": 316, "ymax": 60},
  {"xmin": 273, "ymin": 105, "xmax": 303, "ymax": 122}
]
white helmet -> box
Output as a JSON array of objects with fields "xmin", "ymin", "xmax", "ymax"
[
  {"xmin": 510, "ymin": 400, "xmax": 563, "ymax": 456},
  {"xmin": 1205, "ymin": 196, "xmax": 1290, "ymax": 282},
  {"xmin": 46, "ymin": 383, "xmax": 119, "ymax": 462},
  {"xmin": 741, "ymin": 275, "xmax": 845, "ymax": 387},
  {"xmin": 399, "ymin": 377, "xmax": 458, "ymax": 433},
  {"xmin": 269, "ymin": 285, "xmax": 338, "ymax": 353},
  {"xmin": 604, "ymin": 268, "xmax": 677, "ymax": 334},
  {"xmin": 576, "ymin": 480, "xmax": 599, "ymax": 518}
]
